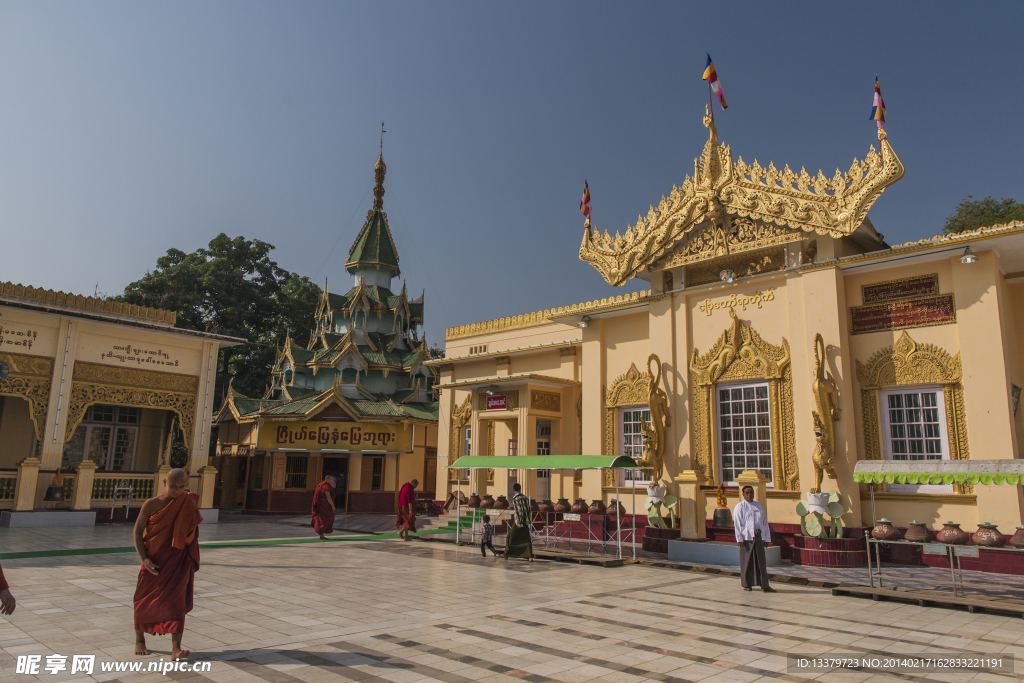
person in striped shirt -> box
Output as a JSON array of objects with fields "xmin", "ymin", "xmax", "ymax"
[
  {"xmin": 480, "ymin": 515, "xmax": 500, "ymax": 557},
  {"xmin": 504, "ymin": 483, "xmax": 534, "ymax": 562}
]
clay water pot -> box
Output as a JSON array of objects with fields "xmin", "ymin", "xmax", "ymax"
[
  {"xmin": 467, "ymin": 493, "xmax": 481, "ymax": 508},
  {"xmin": 935, "ymin": 521, "xmax": 970, "ymax": 545},
  {"xmin": 588, "ymin": 500, "xmax": 607, "ymax": 515},
  {"xmin": 571, "ymin": 498, "xmax": 588, "ymax": 514},
  {"xmin": 530, "ymin": 499, "xmax": 540, "ymax": 512},
  {"xmin": 480, "ymin": 494, "xmax": 495, "ymax": 509},
  {"xmin": 538, "ymin": 499, "xmax": 555, "ymax": 513},
  {"xmin": 554, "ymin": 498, "xmax": 572, "ymax": 513},
  {"xmin": 904, "ymin": 520, "xmax": 933, "ymax": 543},
  {"xmin": 871, "ymin": 518, "xmax": 900, "ymax": 541},
  {"xmin": 493, "ymin": 495, "xmax": 510, "ymax": 510},
  {"xmin": 1009, "ymin": 526, "xmax": 1024, "ymax": 548},
  {"xmin": 972, "ymin": 523, "xmax": 1006, "ymax": 547},
  {"xmin": 607, "ymin": 500, "xmax": 627, "ymax": 517}
]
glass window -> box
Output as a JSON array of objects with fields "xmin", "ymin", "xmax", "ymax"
[
  {"xmin": 880, "ymin": 387, "xmax": 950, "ymax": 493},
  {"xmin": 62, "ymin": 406, "xmax": 139, "ymax": 471},
  {"xmin": 718, "ymin": 383, "xmax": 773, "ymax": 485},
  {"xmin": 285, "ymin": 455, "xmax": 308, "ymax": 489},
  {"xmin": 620, "ymin": 407, "xmax": 651, "ymax": 485},
  {"xmin": 371, "ymin": 456, "xmax": 384, "ymax": 491}
]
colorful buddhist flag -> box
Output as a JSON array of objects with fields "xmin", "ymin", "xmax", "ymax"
[
  {"xmin": 702, "ymin": 54, "xmax": 728, "ymax": 110},
  {"xmin": 580, "ymin": 180, "xmax": 591, "ymax": 221},
  {"xmin": 870, "ymin": 76, "xmax": 886, "ymax": 129}
]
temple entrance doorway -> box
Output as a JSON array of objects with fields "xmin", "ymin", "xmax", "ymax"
[{"xmin": 322, "ymin": 456, "xmax": 348, "ymax": 510}]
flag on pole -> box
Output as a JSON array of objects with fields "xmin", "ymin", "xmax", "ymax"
[
  {"xmin": 870, "ymin": 76, "xmax": 886, "ymax": 129},
  {"xmin": 702, "ymin": 54, "xmax": 728, "ymax": 110},
  {"xmin": 580, "ymin": 180, "xmax": 591, "ymax": 221}
]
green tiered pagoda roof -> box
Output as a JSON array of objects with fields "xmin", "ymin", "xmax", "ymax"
[{"xmin": 217, "ymin": 149, "xmax": 438, "ymax": 427}]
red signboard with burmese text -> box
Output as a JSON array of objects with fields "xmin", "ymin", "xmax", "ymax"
[{"xmin": 485, "ymin": 395, "xmax": 508, "ymax": 411}]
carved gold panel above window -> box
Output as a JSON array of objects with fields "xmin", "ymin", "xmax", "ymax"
[{"xmin": 531, "ymin": 390, "xmax": 561, "ymax": 413}]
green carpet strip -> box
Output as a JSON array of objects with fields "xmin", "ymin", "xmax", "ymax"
[{"xmin": 0, "ymin": 525, "xmax": 469, "ymax": 561}]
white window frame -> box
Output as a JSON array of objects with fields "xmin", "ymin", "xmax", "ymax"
[
  {"xmin": 62, "ymin": 406, "xmax": 141, "ymax": 472},
  {"xmin": 880, "ymin": 385, "xmax": 952, "ymax": 493},
  {"xmin": 715, "ymin": 381, "xmax": 774, "ymax": 488},
  {"xmin": 536, "ymin": 420, "xmax": 551, "ymax": 455},
  {"xmin": 618, "ymin": 406, "xmax": 651, "ymax": 487}
]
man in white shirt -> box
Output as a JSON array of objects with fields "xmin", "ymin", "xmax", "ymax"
[{"xmin": 733, "ymin": 485, "xmax": 776, "ymax": 592}]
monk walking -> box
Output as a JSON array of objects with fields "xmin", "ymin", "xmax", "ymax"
[
  {"xmin": 396, "ymin": 479, "xmax": 418, "ymax": 541},
  {"xmin": 312, "ymin": 475, "xmax": 336, "ymax": 540},
  {"xmin": 0, "ymin": 561, "xmax": 16, "ymax": 615},
  {"xmin": 133, "ymin": 468, "xmax": 203, "ymax": 659}
]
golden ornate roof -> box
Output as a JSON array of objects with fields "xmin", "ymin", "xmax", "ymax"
[
  {"xmin": 579, "ymin": 108, "xmax": 905, "ymax": 286},
  {"xmin": 0, "ymin": 281, "xmax": 176, "ymax": 324}
]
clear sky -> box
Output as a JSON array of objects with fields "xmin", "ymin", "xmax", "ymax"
[{"xmin": 1, "ymin": 2, "xmax": 1021, "ymax": 346}]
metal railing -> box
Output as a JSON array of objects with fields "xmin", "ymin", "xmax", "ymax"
[
  {"xmin": 0, "ymin": 471, "xmax": 16, "ymax": 509},
  {"xmin": 92, "ymin": 473, "xmax": 155, "ymax": 503}
]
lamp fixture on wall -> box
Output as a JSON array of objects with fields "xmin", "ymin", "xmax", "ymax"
[
  {"xmin": 960, "ymin": 246, "xmax": 979, "ymax": 264},
  {"xmin": 485, "ymin": 384, "xmax": 500, "ymax": 396},
  {"xmin": 579, "ymin": 316, "xmax": 591, "ymax": 328}
]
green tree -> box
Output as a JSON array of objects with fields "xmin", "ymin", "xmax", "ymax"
[
  {"xmin": 120, "ymin": 234, "xmax": 321, "ymax": 404},
  {"xmin": 944, "ymin": 195, "xmax": 1024, "ymax": 235},
  {"xmin": 428, "ymin": 342, "xmax": 445, "ymax": 360}
]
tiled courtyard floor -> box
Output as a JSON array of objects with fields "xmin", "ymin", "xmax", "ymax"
[{"xmin": 2, "ymin": 519, "xmax": 1024, "ymax": 682}]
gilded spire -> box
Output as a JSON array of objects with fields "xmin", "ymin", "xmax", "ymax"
[{"xmin": 373, "ymin": 151, "xmax": 386, "ymax": 211}]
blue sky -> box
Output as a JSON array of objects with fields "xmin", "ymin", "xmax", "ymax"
[{"xmin": 1, "ymin": 2, "xmax": 1021, "ymax": 346}]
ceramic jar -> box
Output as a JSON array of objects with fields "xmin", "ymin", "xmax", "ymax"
[
  {"xmin": 538, "ymin": 499, "xmax": 555, "ymax": 513},
  {"xmin": 871, "ymin": 518, "xmax": 901, "ymax": 541},
  {"xmin": 530, "ymin": 499, "xmax": 540, "ymax": 512},
  {"xmin": 554, "ymin": 498, "xmax": 572, "ymax": 513},
  {"xmin": 607, "ymin": 500, "xmax": 627, "ymax": 517},
  {"xmin": 571, "ymin": 498, "xmax": 588, "ymax": 514},
  {"xmin": 589, "ymin": 500, "xmax": 607, "ymax": 515},
  {"xmin": 972, "ymin": 523, "xmax": 1007, "ymax": 547},
  {"xmin": 935, "ymin": 521, "xmax": 970, "ymax": 545},
  {"xmin": 467, "ymin": 493, "xmax": 481, "ymax": 508},
  {"xmin": 1009, "ymin": 526, "xmax": 1024, "ymax": 548},
  {"xmin": 493, "ymin": 495, "xmax": 510, "ymax": 510},
  {"xmin": 480, "ymin": 494, "xmax": 496, "ymax": 509},
  {"xmin": 904, "ymin": 520, "xmax": 933, "ymax": 543}
]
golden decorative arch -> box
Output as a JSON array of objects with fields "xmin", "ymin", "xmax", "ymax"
[
  {"xmin": 856, "ymin": 331, "xmax": 970, "ymax": 492},
  {"xmin": 604, "ymin": 362, "xmax": 652, "ymax": 463},
  {"xmin": 448, "ymin": 394, "xmax": 473, "ymax": 482},
  {"xmin": 689, "ymin": 311, "xmax": 799, "ymax": 489},
  {"xmin": 0, "ymin": 352, "xmax": 53, "ymax": 440}
]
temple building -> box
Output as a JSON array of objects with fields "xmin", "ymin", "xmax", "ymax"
[
  {"xmin": 0, "ymin": 283, "xmax": 240, "ymax": 525},
  {"xmin": 214, "ymin": 151, "xmax": 439, "ymax": 514},
  {"xmin": 432, "ymin": 108, "xmax": 1024, "ymax": 542}
]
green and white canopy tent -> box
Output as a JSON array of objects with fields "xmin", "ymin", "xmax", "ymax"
[{"xmin": 853, "ymin": 459, "xmax": 1024, "ymax": 487}]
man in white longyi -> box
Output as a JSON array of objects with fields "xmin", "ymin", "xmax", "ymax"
[{"xmin": 733, "ymin": 485, "xmax": 776, "ymax": 593}]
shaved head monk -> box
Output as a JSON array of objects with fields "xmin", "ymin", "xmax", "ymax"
[
  {"xmin": 312, "ymin": 475, "xmax": 336, "ymax": 540},
  {"xmin": 132, "ymin": 468, "xmax": 203, "ymax": 660},
  {"xmin": 396, "ymin": 479, "xmax": 418, "ymax": 541}
]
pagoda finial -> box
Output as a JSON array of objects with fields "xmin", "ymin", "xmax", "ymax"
[{"xmin": 373, "ymin": 124, "xmax": 387, "ymax": 211}]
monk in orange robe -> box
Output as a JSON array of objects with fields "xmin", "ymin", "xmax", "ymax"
[
  {"xmin": 0, "ymin": 561, "xmax": 15, "ymax": 615},
  {"xmin": 132, "ymin": 468, "xmax": 202, "ymax": 660},
  {"xmin": 311, "ymin": 475, "xmax": 336, "ymax": 539},
  {"xmin": 395, "ymin": 479, "xmax": 418, "ymax": 541}
]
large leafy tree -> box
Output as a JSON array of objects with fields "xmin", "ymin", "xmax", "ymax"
[
  {"xmin": 120, "ymin": 234, "xmax": 320, "ymax": 405},
  {"xmin": 944, "ymin": 196, "xmax": 1024, "ymax": 235}
]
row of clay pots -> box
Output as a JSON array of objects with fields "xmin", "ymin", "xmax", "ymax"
[
  {"xmin": 465, "ymin": 494, "xmax": 628, "ymax": 516},
  {"xmin": 872, "ymin": 519, "xmax": 1024, "ymax": 548}
]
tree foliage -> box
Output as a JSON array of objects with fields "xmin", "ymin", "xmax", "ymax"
[
  {"xmin": 944, "ymin": 195, "xmax": 1024, "ymax": 235},
  {"xmin": 120, "ymin": 234, "xmax": 321, "ymax": 404},
  {"xmin": 428, "ymin": 343, "xmax": 445, "ymax": 360}
]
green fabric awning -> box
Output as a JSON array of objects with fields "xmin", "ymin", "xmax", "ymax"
[
  {"xmin": 853, "ymin": 459, "xmax": 1024, "ymax": 486},
  {"xmin": 447, "ymin": 455, "xmax": 641, "ymax": 470}
]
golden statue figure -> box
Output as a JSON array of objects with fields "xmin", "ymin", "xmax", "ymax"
[
  {"xmin": 639, "ymin": 354, "xmax": 671, "ymax": 483},
  {"xmin": 811, "ymin": 333, "xmax": 841, "ymax": 493}
]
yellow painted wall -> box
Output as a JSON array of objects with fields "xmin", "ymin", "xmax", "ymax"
[{"xmin": 0, "ymin": 398, "xmax": 35, "ymax": 469}]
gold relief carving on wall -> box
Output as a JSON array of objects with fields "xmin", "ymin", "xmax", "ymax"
[
  {"xmin": 0, "ymin": 352, "xmax": 53, "ymax": 377},
  {"xmin": 689, "ymin": 311, "xmax": 798, "ymax": 488},
  {"xmin": 451, "ymin": 394, "xmax": 473, "ymax": 464},
  {"xmin": 576, "ymin": 393, "xmax": 582, "ymax": 455},
  {"xmin": 810, "ymin": 334, "xmax": 841, "ymax": 493},
  {"xmin": 0, "ymin": 352, "xmax": 54, "ymax": 440},
  {"xmin": 856, "ymin": 331, "xmax": 971, "ymax": 493},
  {"xmin": 531, "ymin": 390, "xmax": 561, "ymax": 413},
  {"xmin": 686, "ymin": 248, "xmax": 785, "ymax": 288},
  {"xmin": 477, "ymin": 390, "xmax": 519, "ymax": 411},
  {"xmin": 486, "ymin": 421, "xmax": 495, "ymax": 456},
  {"xmin": 579, "ymin": 110, "xmax": 905, "ymax": 287},
  {"xmin": 638, "ymin": 355, "xmax": 671, "ymax": 483},
  {"xmin": 660, "ymin": 219, "xmax": 801, "ymax": 270},
  {"xmin": 72, "ymin": 362, "xmax": 199, "ymax": 394}
]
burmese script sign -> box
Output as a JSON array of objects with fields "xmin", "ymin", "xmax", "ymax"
[
  {"xmin": 100, "ymin": 343, "xmax": 180, "ymax": 368},
  {"xmin": 257, "ymin": 421, "xmax": 413, "ymax": 452},
  {"xmin": 0, "ymin": 325, "xmax": 38, "ymax": 351},
  {"xmin": 849, "ymin": 295, "xmax": 956, "ymax": 335},
  {"xmin": 698, "ymin": 288, "xmax": 776, "ymax": 316},
  {"xmin": 862, "ymin": 274, "xmax": 939, "ymax": 304},
  {"xmin": 485, "ymin": 395, "xmax": 508, "ymax": 411}
]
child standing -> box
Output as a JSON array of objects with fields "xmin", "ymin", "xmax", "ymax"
[{"xmin": 480, "ymin": 515, "xmax": 500, "ymax": 557}]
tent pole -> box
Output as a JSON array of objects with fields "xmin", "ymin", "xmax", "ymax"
[
  {"xmin": 615, "ymin": 473, "xmax": 621, "ymax": 560},
  {"xmin": 631, "ymin": 480, "xmax": 636, "ymax": 561}
]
